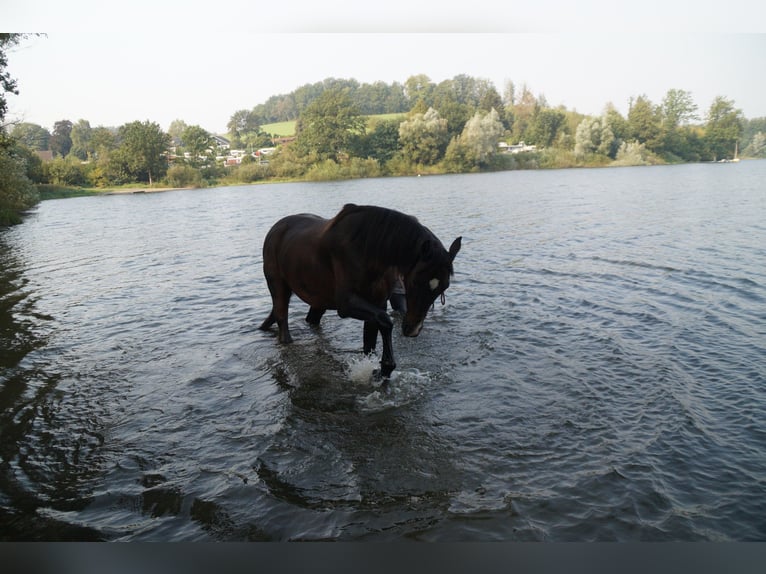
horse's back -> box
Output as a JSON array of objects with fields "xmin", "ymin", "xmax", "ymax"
[{"xmin": 262, "ymin": 213, "xmax": 335, "ymax": 308}]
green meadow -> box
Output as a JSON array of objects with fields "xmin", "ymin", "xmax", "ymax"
[{"xmin": 261, "ymin": 113, "xmax": 406, "ymax": 137}]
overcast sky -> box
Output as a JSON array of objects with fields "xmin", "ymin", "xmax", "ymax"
[{"xmin": 4, "ymin": 1, "xmax": 766, "ymax": 134}]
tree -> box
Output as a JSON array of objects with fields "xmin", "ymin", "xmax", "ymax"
[
  {"xmin": 461, "ymin": 108, "xmax": 505, "ymax": 164},
  {"xmin": 180, "ymin": 125, "xmax": 212, "ymax": 165},
  {"xmin": 227, "ymin": 109, "xmax": 260, "ymax": 144},
  {"xmin": 90, "ymin": 126, "xmax": 116, "ymax": 159},
  {"xmin": 445, "ymin": 108, "xmax": 505, "ymax": 171},
  {"xmin": 168, "ymin": 119, "xmax": 188, "ymax": 141},
  {"xmin": 70, "ymin": 119, "xmax": 92, "ymax": 160},
  {"xmin": 398, "ymin": 107, "xmax": 449, "ymax": 165},
  {"xmin": 575, "ymin": 115, "xmax": 617, "ymax": 158},
  {"xmin": 661, "ymin": 89, "xmax": 698, "ymax": 129},
  {"xmin": 116, "ymin": 120, "xmax": 170, "ymax": 184},
  {"xmin": 294, "ymin": 88, "xmax": 366, "ymax": 161},
  {"xmin": 527, "ymin": 108, "xmax": 567, "ymax": 148},
  {"xmin": 509, "ymin": 84, "xmax": 538, "ymax": 143},
  {"xmin": 1, "ymin": 34, "xmax": 39, "ymax": 224},
  {"xmin": 627, "ymin": 95, "xmax": 661, "ymax": 150},
  {"xmin": 49, "ymin": 119, "xmax": 73, "ymax": 157},
  {"xmin": 1, "ymin": 142, "xmax": 39, "ymax": 223},
  {"xmin": 704, "ymin": 96, "xmax": 744, "ymax": 160},
  {"xmin": 11, "ymin": 122, "xmax": 50, "ymax": 150},
  {"xmin": 744, "ymin": 131, "xmax": 766, "ymax": 158},
  {"xmin": 1, "ymin": 34, "xmax": 23, "ymax": 126},
  {"xmin": 353, "ymin": 118, "xmax": 401, "ymax": 163},
  {"xmin": 404, "ymin": 74, "xmax": 434, "ymax": 107}
]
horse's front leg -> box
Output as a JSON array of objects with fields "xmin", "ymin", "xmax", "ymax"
[
  {"xmin": 363, "ymin": 320, "xmax": 378, "ymax": 355},
  {"xmin": 378, "ymin": 321, "xmax": 395, "ymax": 379},
  {"xmin": 338, "ymin": 294, "xmax": 396, "ymax": 377}
]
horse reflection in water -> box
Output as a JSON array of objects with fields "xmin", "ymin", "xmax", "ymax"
[{"xmin": 260, "ymin": 204, "xmax": 462, "ymax": 378}]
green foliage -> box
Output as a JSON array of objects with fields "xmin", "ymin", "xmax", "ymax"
[
  {"xmin": 117, "ymin": 120, "xmax": 171, "ymax": 184},
  {"xmin": 5, "ymin": 68, "xmax": 762, "ymax": 196},
  {"xmin": 44, "ymin": 155, "xmax": 88, "ymax": 186},
  {"xmin": 11, "ymin": 122, "xmax": 50, "ymax": 150},
  {"xmin": 526, "ymin": 108, "xmax": 567, "ymax": 148},
  {"xmin": 1, "ymin": 34, "xmax": 23, "ymax": 124},
  {"xmin": 704, "ymin": 96, "xmax": 744, "ymax": 160},
  {"xmin": 266, "ymin": 146, "xmax": 314, "ymax": 179},
  {"xmin": 49, "ymin": 120, "xmax": 73, "ymax": 157},
  {"xmin": 575, "ymin": 116, "xmax": 617, "ymax": 158},
  {"xmin": 0, "ymin": 140, "xmax": 39, "ymax": 225},
  {"xmin": 351, "ymin": 118, "xmax": 401, "ymax": 163},
  {"xmin": 180, "ymin": 125, "xmax": 212, "ymax": 166},
  {"xmin": 744, "ymin": 132, "xmax": 766, "ymax": 158},
  {"xmin": 443, "ymin": 108, "xmax": 505, "ymax": 172},
  {"xmin": 612, "ymin": 141, "xmax": 661, "ymax": 166},
  {"xmin": 226, "ymin": 162, "xmax": 270, "ymax": 183},
  {"xmin": 69, "ymin": 119, "xmax": 93, "ymax": 160},
  {"xmin": 36, "ymin": 184, "xmax": 98, "ymax": 200},
  {"xmin": 398, "ymin": 107, "xmax": 449, "ymax": 165},
  {"xmin": 294, "ymin": 89, "xmax": 366, "ymax": 161},
  {"xmin": 627, "ymin": 95, "xmax": 662, "ymax": 149},
  {"xmin": 12, "ymin": 143, "xmax": 44, "ymax": 183},
  {"xmin": 165, "ymin": 164, "xmax": 205, "ymax": 188}
]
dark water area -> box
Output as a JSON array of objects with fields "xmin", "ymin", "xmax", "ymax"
[{"xmin": 1, "ymin": 162, "xmax": 765, "ymax": 541}]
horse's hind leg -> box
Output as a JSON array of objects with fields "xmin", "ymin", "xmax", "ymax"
[
  {"xmin": 306, "ymin": 307, "xmax": 326, "ymax": 326},
  {"xmin": 260, "ymin": 275, "xmax": 293, "ymax": 344}
]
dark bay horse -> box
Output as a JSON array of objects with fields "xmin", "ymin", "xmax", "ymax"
[{"xmin": 259, "ymin": 204, "xmax": 462, "ymax": 378}]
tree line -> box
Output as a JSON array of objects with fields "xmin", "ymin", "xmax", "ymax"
[{"xmin": 3, "ymin": 33, "xmax": 766, "ymax": 224}]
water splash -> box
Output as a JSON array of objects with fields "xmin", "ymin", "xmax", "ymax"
[{"xmin": 343, "ymin": 355, "xmax": 433, "ymax": 413}]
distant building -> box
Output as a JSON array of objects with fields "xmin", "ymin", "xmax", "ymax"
[
  {"xmin": 210, "ymin": 135, "xmax": 230, "ymax": 150},
  {"xmin": 498, "ymin": 141, "xmax": 537, "ymax": 154},
  {"xmin": 35, "ymin": 150, "xmax": 54, "ymax": 163}
]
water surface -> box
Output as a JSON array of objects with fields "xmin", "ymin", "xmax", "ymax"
[{"xmin": 1, "ymin": 162, "xmax": 765, "ymax": 540}]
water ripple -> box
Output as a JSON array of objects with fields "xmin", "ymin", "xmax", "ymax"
[{"xmin": 2, "ymin": 163, "xmax": 766, "ymax": 540}]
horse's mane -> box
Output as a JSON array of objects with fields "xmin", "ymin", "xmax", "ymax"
[{"xmin": 326, "ymin": 204, "xmax": 434, "ymax": 268}]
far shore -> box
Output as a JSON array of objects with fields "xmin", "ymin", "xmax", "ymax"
[{"xmin": 101, "ymin": 186, "xmax": 195, "ymax": 195}]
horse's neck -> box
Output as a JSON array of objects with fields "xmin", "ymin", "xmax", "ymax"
[{"xmin": 386, "ymin": 229, "xmax": 430, "ymax": 272}]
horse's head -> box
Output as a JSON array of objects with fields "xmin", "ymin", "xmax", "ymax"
[{"xmin": 402, "ymin": 236, "xmax": 462, "ymax": 337}]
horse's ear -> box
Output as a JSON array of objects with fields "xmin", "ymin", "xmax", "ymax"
[{"xmin": 449, "ymin": 237, "xmax": 462, "ymax": 261}]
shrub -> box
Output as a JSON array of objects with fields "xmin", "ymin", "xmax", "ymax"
[
  {"xmin": 0, "ymin": 149, "xmax": 39, "ymax": 224},
  {"xmin": 232, "ymin": 162, "xmax": 270, "ymax": 183},
  {"xmin": 612, "ymin": 141, "xmax": 662, "ymax": 166},
  {"xmin": 305, "ymin": 159, "xmax": 343, "ymax": 181},
  {"xmin": 165, "ymin": 164, "xmax": 204, "ymax": 188},
  {"xmin": 44, "ymin": 156, "xmax": 88, "ymax": 186}
]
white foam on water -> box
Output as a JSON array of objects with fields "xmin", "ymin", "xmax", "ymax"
[
  {"xmin": 345, "ymin": 354, "xmax": 380, "ymax": 384},
  {"xmin": 343, "ymin": 355, "xmax": 433, "ymax": 413}
]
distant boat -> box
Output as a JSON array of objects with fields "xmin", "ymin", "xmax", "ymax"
[{"xmin": 717, "ymin": 142, "xmax": 740, "ymax": 163}]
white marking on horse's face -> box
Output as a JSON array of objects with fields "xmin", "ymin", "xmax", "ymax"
[{"xmin": 429, "ymin": 278, "xmax": 440, "ymax": 291}]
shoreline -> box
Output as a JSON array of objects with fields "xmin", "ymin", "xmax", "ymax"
[{"xmin": 101, "ymin": 186, "xmax": 194, "ymax": 195}]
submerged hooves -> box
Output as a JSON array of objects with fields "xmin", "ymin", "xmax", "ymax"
[{"xmin": 374, "ymin": 364, "xmax": 395, "ymax": 380}]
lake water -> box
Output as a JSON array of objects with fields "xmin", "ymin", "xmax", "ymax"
[{"xmin": 1, "ymin": 162, "xmax": 765, "ymax": 541}]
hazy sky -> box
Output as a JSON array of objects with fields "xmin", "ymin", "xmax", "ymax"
[{"xmin": 4, "ymin": 1, "xmax": 766, "ymax": 134}]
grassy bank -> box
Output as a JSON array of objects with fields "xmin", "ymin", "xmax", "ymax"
[
  {"xmin": 37, "ymin": 184, "xmax": 101, "ymax": 200},
  {"xmin": 36, "ymin": 183, "xmax": 195, "ymax": 200}
]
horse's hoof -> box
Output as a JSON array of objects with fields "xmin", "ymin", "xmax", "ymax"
[{"xmin": 379, "ymin": 365, "xmax": 395, "ymax": 379}]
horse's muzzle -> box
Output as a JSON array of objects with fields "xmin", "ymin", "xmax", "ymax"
[{"xmin": 402, "ymin": 320, "xmax": 423, "ymax": 337}]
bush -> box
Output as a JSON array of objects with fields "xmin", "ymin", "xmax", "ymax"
[
  {"xmin": 231, "ymin": 162, "xmax": 270, "ymax": 183},
  {"xmin": 165, "ymin": 164, "xmax": 204, "ymax": 188},
  {"xmin": 305, "ymin": 159, "xmax": 344, "ymax": 181},
  {"xmin": 0, "ymin": 149, "xmax": 39, "ymax": 225},
  {"xmin": 344, "ymin": 157, "xmax": 382, "ymax": 179},
  {"xmin": 612, "ymin": 141, "xmax": 662, "ymax": 167},
  {"xmin": 44, "ymin": 156, "xmax": 88, "ymax": 186}
]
